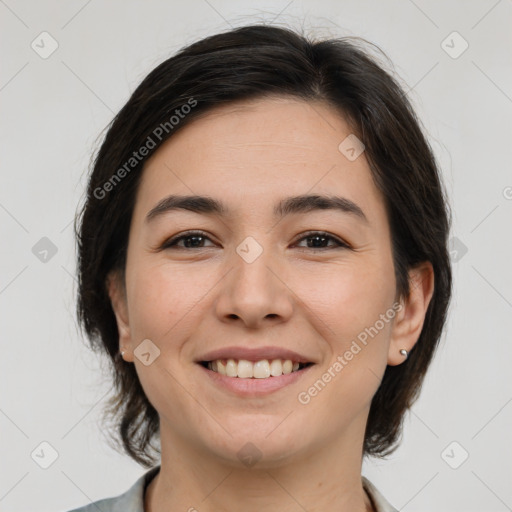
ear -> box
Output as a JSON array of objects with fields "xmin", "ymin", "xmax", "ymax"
[
  {"xmin": 387, "ymin": 261, "xmax": 435, "ymax": 366},
  {"xmin": 106, "ymin": 269, "xmax": 134, "ymax": 362}
]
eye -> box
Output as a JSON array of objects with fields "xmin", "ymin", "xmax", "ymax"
[
  {"xmin": 159, "ymin": 230, "xmax": 350, "ymax": 251},
  {"xmin": 160, "ymin": 230, "xmax": 216, "ymax": 249},
  {"xmin": 293, "ymin": 231, "xmax": 350, "ymax": 250}
]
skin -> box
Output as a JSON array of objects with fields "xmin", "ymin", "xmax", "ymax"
[{"xmin": 107, "ymin": 96, "xmax": 434, "ymax": 512}]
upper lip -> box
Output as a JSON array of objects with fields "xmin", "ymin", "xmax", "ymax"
[{"xmin": 195, "ymin": 346, "xmax": 315, "ymax": 364}]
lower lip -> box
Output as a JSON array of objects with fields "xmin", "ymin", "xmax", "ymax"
[{"xmin": 198, "ymin": 363, "xmax": 315, "ymax": 397}]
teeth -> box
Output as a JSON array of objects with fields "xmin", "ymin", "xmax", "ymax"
[
  {"xmin": 283, "ymin": 360, "xmax": 292, "ymax": 374},
  {"xmin": 270, "ymin": 359, "xmax": 283, "ymax": 376},
  {"xmin": 226, "ymin": 359, "xmax": 237, "ymax": 377},
  {"xmin": 217, "ymin": 360, "xmax": 226, "ymax": 375},
  {"xmin": 207, "ymin": 358, "xmax": 306, "ymax": 378},
  {"xmin": 237, "ymin": 360, "xmax": 253, "ymax": 378},
  {"xmin": 253, "ymin": 360, "xmax": 270, "ymax": 378}
]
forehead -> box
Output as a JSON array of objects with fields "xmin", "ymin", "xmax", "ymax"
[{"xmin": 133, "ymin": 97, "xmax": 388, "ymax": 228}]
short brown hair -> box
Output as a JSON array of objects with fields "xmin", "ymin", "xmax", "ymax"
[{"xmin": 75, "ymin": 24, "xmax": 453, "ymax": 467}]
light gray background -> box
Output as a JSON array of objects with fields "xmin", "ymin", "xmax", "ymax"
[{"xmin": 1, "ymin": 1, "xmax": 511, "ymax": 511}]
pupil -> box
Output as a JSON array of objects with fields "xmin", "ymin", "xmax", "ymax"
[
  {"xmin": 308, "ymin": 235, "xmax": 327, "ymax": 248},
  {"xmin": 185, "ymin": 236, "xmax": 203, "ymax": 248}
]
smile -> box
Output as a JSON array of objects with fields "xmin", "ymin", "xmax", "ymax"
[
  {"xmin": 198, "ymin": 359, "xmax": 315, "ymax": 396},
  {"xmin": 200, "ymin": 358, "xmax": 313, "ymax": 378}
]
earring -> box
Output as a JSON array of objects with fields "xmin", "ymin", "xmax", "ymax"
[
  {"xmin": 399, "ymin": 348, "xmax": 408, "ymax": 359},
  {"xmin": 121, "ymin": 349, "xmax": 125, "ymax": 357}
]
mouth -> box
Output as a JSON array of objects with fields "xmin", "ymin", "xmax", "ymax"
[
  {"xmin": 197, "ymin": 357, "xmax": 316, "ymax": 396},
  {"xmin": 198, "ymin": 358, "xmax": 315, "ymax": 379}
]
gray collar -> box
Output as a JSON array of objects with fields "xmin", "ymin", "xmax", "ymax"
[{"xmin": 68, "ymin": 466, "xmax": 398, "ymax": 512}]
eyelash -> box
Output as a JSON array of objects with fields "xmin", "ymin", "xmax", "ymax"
[{"xmin": 160, "ymin": 230, "xmax": 350, "ymax": 251}]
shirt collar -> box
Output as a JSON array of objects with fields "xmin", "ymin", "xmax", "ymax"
[{"xmin": 362, "ymin": 476, "xmax": 399, "ymax": 512}]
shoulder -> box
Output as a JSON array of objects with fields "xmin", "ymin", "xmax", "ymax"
[
  {"xmin": 63, "ymin": 466, "xmax": 161, "ymax": 512},
  {"xmin": 362, "ymin": 476, "xmax": 399, "ymax": 512}
]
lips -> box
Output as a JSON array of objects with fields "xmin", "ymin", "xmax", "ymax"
[
  {"xmin": 198, "ymin": 356, "xmax": 315, "ymax": 396},
  {"xmin": 195, "ymin": 345, "xmax": 315, "ymax": 365}
]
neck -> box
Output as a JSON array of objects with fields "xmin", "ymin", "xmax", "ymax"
[{"xmin": 145, "ymin": 414, "xmax": 374, "ymax": 512}]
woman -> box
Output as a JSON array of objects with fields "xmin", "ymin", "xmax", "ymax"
[{"xmin": 69, "ymin": 23, "xmax": 452, "ymax": 512}]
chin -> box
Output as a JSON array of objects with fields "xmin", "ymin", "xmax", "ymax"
[{"xmin": 203, "ymin": 425, "xmax": 307, "ymax": 470}]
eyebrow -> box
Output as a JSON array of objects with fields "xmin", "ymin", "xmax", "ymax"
[{"xmin": 145, "ymin": 194, "xmax": 369, "ymax": 225}]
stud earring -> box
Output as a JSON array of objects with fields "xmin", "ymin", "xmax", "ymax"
[
  {"xmin": 121, "ymin": 349, "xmax": 125, "ymax": 357},
  {"xmin": 399, "ymin": 348, "xmax": 408, "ymax": 359}
]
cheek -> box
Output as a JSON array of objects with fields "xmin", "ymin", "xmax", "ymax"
[
  {"xmin": 296, "ymin": 265, "xmax": 394, "ymax": 423},
  {"xmin": 297, "ymin": 259, "xmax": 395, "ymax": 346},
  {"xmin": 126, "ymin": 261, "xmax": 217, "ymax": 341}
]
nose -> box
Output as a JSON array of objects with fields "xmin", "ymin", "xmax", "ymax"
[{"xmin": 214, "ymin": 241, "xmax": 294, "ymax": 329}]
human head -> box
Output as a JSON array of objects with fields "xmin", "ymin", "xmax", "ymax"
[{"xmin": 75, "ymin": 24, "xmax": 452, "ymax": 467}]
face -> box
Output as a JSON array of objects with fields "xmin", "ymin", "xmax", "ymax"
[{"xmin": 108, "ymin": 96, "xmax": 419, "ymax": 468}]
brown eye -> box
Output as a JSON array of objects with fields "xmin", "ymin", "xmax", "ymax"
[
  {"xmin": 161, "ymin": 231, "xmax": 215, "ymax": 249},
  {"xmin": 294, "ymin": 231, "xmax": 349, "ymax": 250}
]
